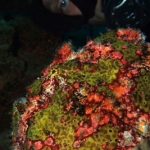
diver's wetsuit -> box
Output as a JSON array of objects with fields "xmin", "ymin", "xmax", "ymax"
[
  {"xmin": 30, "ymin": 0, "xmax": 150, "ymax": 41},
  {"xmin": 30, "ymin": 0, "xmax": 97, "ymax": 35},
  {"xmin": 70, "ymin": 0, "xmax": 97, "ymax": 21}
]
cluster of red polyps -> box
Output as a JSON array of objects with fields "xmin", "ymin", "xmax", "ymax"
[
  {"xmin": 116, "ymin": 28, "xmax": 145, "ymax": 42},
  {"xmin": 52, "ymin": 43, "xmax": 73, "ymax": 65},
  {"xmin": 13, "ymin": 28, "xmax": 150, "ymax": 150},
  {"xmin": 26, "ymin": 135, "xmax": 60, "ymax": 150}
]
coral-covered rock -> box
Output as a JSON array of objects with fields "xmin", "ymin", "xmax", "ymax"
[{"xmin": 12, "ymin": 28, "xmax": 150, "ymax": 150}]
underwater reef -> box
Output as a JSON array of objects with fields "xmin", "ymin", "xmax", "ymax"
[{"xmin": 12, "ymin": 28, "xmax": 150, "ymax": 150}]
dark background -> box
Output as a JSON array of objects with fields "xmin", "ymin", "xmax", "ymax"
[{"xmin": 0, "ymin": 1, "xmax": 62, "ymax": 149}]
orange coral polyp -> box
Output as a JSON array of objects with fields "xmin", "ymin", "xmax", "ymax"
[
  {"xmin": 99, "ymin": 115, "xmax": 110, "ymax": 125},
  {"xmin": 109, "ymin": 84, "xmax": 129, "ymax": 98},
  {"xmin": 87, "ymin": 93, "xmax": 103, "ymax": 103},
  {"xmin": 85, "ymin": 107, "xmax": 93, "ymax": 115},
  {"xmin": 53, "ymin": 43, "xmax": 72, "ymax": 64},
  {"xmin": 101, "ymin": 98, "xmax": 113, "ymax": 111}
]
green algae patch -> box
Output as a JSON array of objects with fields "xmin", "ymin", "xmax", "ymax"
[
  {"xmin": 97, "ymin": 86, "xmax": 114, "ymax": 97},
  {"xmin": 28, "ymin": 78, "xmax": 44, "ymax": 95},
  {"xmin": 132, "ymin": 68, "xmax": 150, "ymax": 112},
  {"xmin": 83, "ymin": 124, "xmax": 119, "ymax": 150},
  {"xmin": 94, "ymin": 30, "xmax": 117, "ymax": 44},
  {"xmin": 53, "ymin": 58, "xmax": 122, "ymax": 85},
  {"xmin": 27, "ymin": 102, "xmax": 64, "ymax": 141},
  {"xmin": 27, "ymin": 101, "xmax": 85, "ymax": 147},
  {"xmin": 112, "ymin": 40, "xmax": 140, "ymax": 63},
  {"xmin": 27, "ymin": 100, "xmax": 119, "ymax": 150},
  {"xmin": 95, "ymin": 30, "xmax": 141, "ymax": 63}
]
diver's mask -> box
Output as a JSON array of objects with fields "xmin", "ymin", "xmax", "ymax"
[{"xmin": 102, "ymin": 0, "xmax": 150, "ymax": 29}]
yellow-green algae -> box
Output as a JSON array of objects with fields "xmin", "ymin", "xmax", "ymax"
[
  {"xmin": 132, "ymin": 68, "xmax": 150, "ymax": 112},
  {"xmin": 42, "ymin": 147, "xmax": 51, "ymax": 150},
  {"xmin": 26, "ymin": 84, "xmax": 119, "ymax": 149},
  {"xmin": 28, "ymin": 78, "xmax": 44, "ymax": 95},
  {"xmin": 97, "ymin": 86, "xmax": 114, "ymax": 97},
  {"xmin": 27, "ymin": 89, "xmax": 118, "ymax": 150},
  {"xmin": 50, "ymin": 58, "xmax": 122, "ymax": 85},
  {"xmin": 95, "ymin": 31, "xmax": 140, "ymax": 63},
  {"xmin": 95, "ymin": 30, "xmax": 117, "ymax": 44}
]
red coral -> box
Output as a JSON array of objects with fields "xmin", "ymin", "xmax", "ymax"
[
  {"xmin": 111, "ymin": 51, "xmax": 123, "ymax": 59},
  {"xmin": 135, "ymin": 49, "xmax": 143, "ymax": 56},
  {"xmin": 44, "ymin": 136, "xmax": 54, "ymax": 146},
  {"xmin": 75, "ymin": 122, "xmax": 95, "ymax": 141},
  {"xmin": 122, "ymin": 45, "xmax": 128, "ymax": 49},
  {"xmin": 53, "ymin": 43, "xmax": 72, "ymax": 64},
  {"xmin": 109, "ymin": 83, "xmax": 130, "ymax": 98},
  {"xmin": 121, "ymin": 59, "xmax": 128, "ymax": 65},
  {"xmin": 116, "ymin": 28, "xmax": 144, "ymax": 42},
  {"xmin": 34, "ymin": 141, "xmax": 43, "ymax": 150},
  {"xmin": 87, "ymin": 93, "xmax": 103, "ymax": 103}
]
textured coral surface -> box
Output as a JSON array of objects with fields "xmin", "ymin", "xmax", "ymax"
[{"xmin": 12, "ymin": 28, "xmax": 150, "ymax": 150}]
